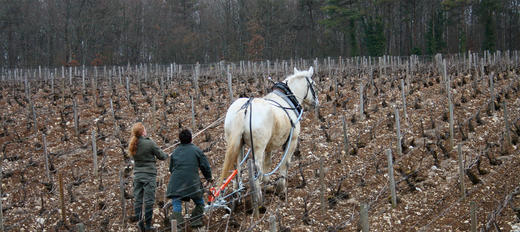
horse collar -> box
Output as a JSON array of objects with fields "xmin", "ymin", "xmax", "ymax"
[{"xmin": 272, "ymin": 82, "xmax": 303, "ymax": 115}]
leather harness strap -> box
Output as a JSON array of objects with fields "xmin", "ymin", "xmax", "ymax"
[{"xmin": 272, "ymin": 82, "xmax": 303, "ymax": 115}]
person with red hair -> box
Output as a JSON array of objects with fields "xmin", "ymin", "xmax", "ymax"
[{"xmin": 128, "ymin": 122, "xmax": 167, "ymax": 232}]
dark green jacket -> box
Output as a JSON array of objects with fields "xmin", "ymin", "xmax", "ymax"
[
  {"xmin": 132, "ymin": 137, "xmax": 168, "ymax": 175},
  {"xmin": 166, "ymin": 143, "xmax": 212, "ymax": 199}
]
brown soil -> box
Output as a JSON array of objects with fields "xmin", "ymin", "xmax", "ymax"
[{"xmin": 1, "ymin": 64, "xmax": 519, "ymax": 231}]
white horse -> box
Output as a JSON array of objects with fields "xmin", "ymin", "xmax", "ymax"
[{"xmin": 220, "ymin": 66, "xmax": 318, "ymax": 203}]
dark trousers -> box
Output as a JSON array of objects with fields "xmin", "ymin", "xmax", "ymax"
[{"xmin": 133, "ymin": 173, "xmax": 156, "ymax": 228}]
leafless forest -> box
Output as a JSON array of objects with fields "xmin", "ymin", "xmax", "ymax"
[
  {"xmin": 2, "ymin": 0, "xmax": 520, "ymax": 67},
  {"xmin": 1, "ymin": 51, "xmax": 520, "ymax": 231}
]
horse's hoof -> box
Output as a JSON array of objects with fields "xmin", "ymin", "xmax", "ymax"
[
  {"xmin": 265, "ymin": 185, "xmax": 275, "ymax": 194},
  {"xmin": 275, "ymin": 180, "xmax": 286, "ymax": 195},
  {"xmin": 277, "ymin": 192, "xmax": 286, "ymax": 201}
]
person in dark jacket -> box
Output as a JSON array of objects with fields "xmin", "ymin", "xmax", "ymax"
[
  {"xmin": 167, "ymin": 129, "xmax": 212, "ymax": 229},
  {"xmin": 128, "ymin": 122, "xmax": 168, "ymax": 232}
]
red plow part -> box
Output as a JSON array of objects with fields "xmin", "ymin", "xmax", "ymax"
[{"xmin": 208, "ymin": 169, "xmax": 238, "ymax": 203}]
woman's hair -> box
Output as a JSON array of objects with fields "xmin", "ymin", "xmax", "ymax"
[
  {"xmin": 179, "ymin": 129, "xmax": 192, "ymax": 144},
  {"xmin": 128, "ymin": 122, "xmax": 145, "ymax": 156}
]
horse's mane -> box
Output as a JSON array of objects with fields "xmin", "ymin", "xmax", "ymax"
[{"xmin": 284, "ymin": 69, "xmax": 312, "ymax": 81}]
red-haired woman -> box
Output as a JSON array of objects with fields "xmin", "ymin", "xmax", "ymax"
[{"xmin": 128, "ymin": 122, "xmax": 168, "ymax": 232}]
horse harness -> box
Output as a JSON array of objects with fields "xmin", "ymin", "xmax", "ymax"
[
  {"xmin": 239, "ymin": 81, "xmax": 302, "ymax": 129},
  {"xmin": 237, "ymin": 81, "xmax": 307, "ymax": 177}
]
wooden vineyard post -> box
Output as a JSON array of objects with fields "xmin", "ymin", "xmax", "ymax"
[
  {"xmin": 503, "ymin": 101, "xmax": 511, "ymax": 147},
  {"xmin": 449, "ymin": 100, "xmax": 455, "ymax": 150},
  {"xmin": 394, "ymin": 107, "xmax": 402, "ymax": 156},
  {"xmin": 160, "ymin": 75, "xmax": 166, "ymax": 104},
  {"xmin": 0, "ymin": 159, "xmax": 3, "ymax": 231},
  {"xmin": 92, "ymin": 130, "xmax": 98, "ymax": 177},
  {"xmin": 171, "ymin": 217, "xmax": 178, "ymax": 232},
  {"xmin": 109, "ymin": 69, "xmax": 113, "ymax": 90},
  {"xmin": 43, "ymin": 134, "xmax": 51, "ymax": 182},
  {"xmin": 400, "ymin": 79, "xmax": 408, "ymax": 124},
  {"xmin": 359, "ymin": 83, "xmax": 365, "ymax": 120},
  {"xmin": 125, "ymin": 76, "xmax": 130, "ymax": 101},
  {"xmin": 457, "ymin": 144, "xmax": 465, "ymax": 200},
  {"xmin": 386, "ymin": 149, "xmax": 397, "ymax": 207},
  {"xmin": 69, "ymin": 66, "xmax": 72, "ymax": 86},
  {"xmin": 191, "ymin": 96, "xmax": 196, "ymax": 130},
  {"xmin": 470, "ymin": 201, "xmax": 477, "ymax": 232},
  {"xmin": 445, "ymin": 60, "xmax": 454, "ymax": 150},
  {"xmin": 248, "ymin": 159, "xmax": 259, "ymax": 218},
  {"xmin": 314, "ymin": 104, "xmax": 320, "ymax": 122},
  {"xmin": 92, "ymin": 67, "xmax": 97, "ymax": 107},
  {"xmin": 489, "ymin": 72, "xmax": 495, "ymax": 115},
  {"xmin": 59, "ymin": 172, "xmax": 66, "ymax": 223},
  {"xmin": 31, "ymin": 102, "xmax": 38, "ymax": 134},
  {"xmin": 82, "ymin": 68, "xmax": 86, "ymax": 95},
  {"xmin": 327, "ymin": 57, "xmax": 331, "ymax": 78},
  {"xmin": 270, "ymin": 214, "xmax": 277, "ymax": 232},
  {"xmin": 194, "ymin": 62, "xmax": 200, "ymax": 102},
  {"xmin": 342, "ymin": 115, "xmax": 349, "ymax": 158},
  {"xmin": 119, "ymin": 169, "xmax": 126, "ymax": 228},
  {"xmin": 51, "ymin": 72, "xmax": 54, "ymax": 95},
  {"xmin": 61, "ymin": 71, "xmax": 66, "ymax": 104},
  {"xmin": 24, "ymin": 75, "xmax": 29, "ymax": 99},
  {"xmin": 360, "ymin": 202, "xmax": 369, "ymax": 232},
  {"xmin": 151, "ymin": 96, "xmax": 156, "ymax": 135},
  {"xmin": 110, "ymin": 98, "xmax": 119, "ymax": 136},
  {"xmin": 319, "ymin": 156, "xmax": 326, "ymax": 214},
  {"xmin": 73, "ymin": 98, "xmax": 79, "ymax": 137},
  {"xmin": 227, "ymin": 65, "xmax": 234, "ymax": 104}
]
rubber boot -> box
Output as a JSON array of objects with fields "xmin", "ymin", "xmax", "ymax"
[
  {"xmin": 190, "ymin": 204, "xmax": 204, "ymax": 228},
  {"xmin": 171, "ymin": 212, "xmax": 184, "ymax": 230},
  {"xmin": 135, "ymin": 205, "xmax": 144, "ymax": 231},
  {"xmin": 137, "ymin": 220, "xmax": 145, "ymax": 232},
  {"xmin": 144, "ymin": 205, "xmax": 156, "ymax": 232}
]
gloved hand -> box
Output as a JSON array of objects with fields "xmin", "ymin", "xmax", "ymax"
[{"xmin": 204, "ymin": 179, "xmax": 214, "ymax": 188}]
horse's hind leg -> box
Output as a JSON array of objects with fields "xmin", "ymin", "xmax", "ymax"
[
  {"xmin": 262, "ymin": 151, "xmax": 272, "ymax": 183},
  {"xmin": 251, "ymin": 146, "xmax": 267, "ymax": 205},
  {"xmin": 233, "ymin": 146, "xmax": 244, "ymax": 191},
  {"xmin": 276, "ymin": 139, "xmax": 298, "ymax": 201}
]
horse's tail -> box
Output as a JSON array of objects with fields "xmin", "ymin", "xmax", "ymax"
[{"xmin": 220, "ymin": 112, "xmax": 245, "ymax": 184}]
